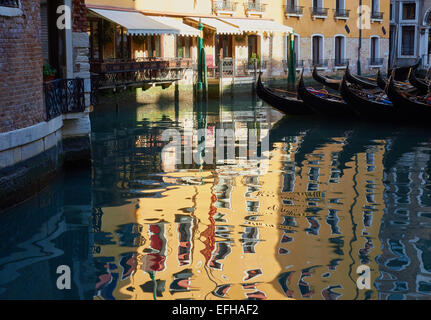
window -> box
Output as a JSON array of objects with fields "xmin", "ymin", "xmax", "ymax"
[
  {"xmin": 312, "ymin": 35, "xmax": 324, "ymax": 65},
  {"xmin": 146, "ymin": 35, "xmax": 161, "ymax": 58},
  {"xmin": 313, "ymin": 0, "xmax": 323, "ymax": 8},
  {"xmin": 0, "ymin": 0, "xmax": 20, "ymax": 8},
  {"xmin": 401, "ymin": 26, "xmax": 415, "ymax": 56},
  {"xmin": 176, "ymin": 36, "xmax": 191, "ymax": 59},
  {"xmin": 402, "ymin": 2, "xmax": 416, "ymax": 20},
  {"xmin": 334, "ymin": 35, "xmax": 345, "ymax": 65},
  {"xmin": 0, "ymin": 0, "xmax": 21, "ymax": 16},
  {"xmin": 390, "ymin": 3, "xmax": 393, "ymax": 21},
  {"xmin": 371, "ymin": 37, "xmax": 379, "ymax": 61},
  {"xmin": 115, "ymin": 26, "xmax": 131, "ymax": 59},
  {"xmin": 371, "ymin": 0, "xmax": 380, "ymax": 13},
  {"xmin": 335, "ymin": 0, "xmax": 344, "ymax": 10}
]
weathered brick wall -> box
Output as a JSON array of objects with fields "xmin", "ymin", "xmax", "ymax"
[
  {"xmin": 0, "ymin": 0, "xmax": 44, "ymax": 133},
  {"xmin": 72, "ymin": 0, "xmax": 87, "ymax": 33}
]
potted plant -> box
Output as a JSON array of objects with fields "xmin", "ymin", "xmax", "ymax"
[{"xmin": 43, "ymin": 63, "xmax": 57, "ymax": 82}]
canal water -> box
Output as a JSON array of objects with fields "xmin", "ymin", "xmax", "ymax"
[{"xmin": 1, "ymin": 91, "xmax": 431, "ymax": 300}]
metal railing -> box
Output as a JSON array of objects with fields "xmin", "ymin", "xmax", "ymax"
[
  {"xmin": 310, "ymin": 59, "xmax": 329, "ymax": 67},
  {"xmin": 285, "ymin": 4, "xmax": 304, "ymax": 15},
  {"xmin": 334, "ymin": 8, "xmax": 350, "ymax": 18},
  {"xmin": 44, "ymin": 78, "xmax": 85, "ymax": 121},
  {"xmin": 0, "ymin": 0, "xmax": 20, "ymax": 8},
  {"xmin": 212, "ymin": 0, "xmax": 237, "ymax": 13},
  {"xmin": 246, "ymin": 1, "xmax": 266, "ymax": 12},
  {"xmin": 333, "ymin": 58, "xmax": 350, "ymax": 67},
  {"xmin": 371, "ymin": 11, "xmax": 384, "ymax": 20},
  {"xmin": 369, "ymin": 58, "xmax": 384, "ymax": 66},
  {"xmin": 90, "ymin": 58, "xmax": 193, "ymax": 89},
  {"xmin": 311, "ymin": 7, "xmax": 329, "ymax": 16},
  {"xmin": 283, "ymin": 59, "xmax": 304, "ymax": 70}
]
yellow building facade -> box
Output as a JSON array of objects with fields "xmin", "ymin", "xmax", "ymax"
[{"xmin": 85, "ymin": 0, "xmax": 390, "ymax": 78}]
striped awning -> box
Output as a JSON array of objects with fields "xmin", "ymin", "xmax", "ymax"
[
  {"xmin": 219, "ymin": 18, "xmax": 293, "ymax": 34},
  {"xmin": 186, "ymin": 17, "xmax": 241, "ymax": 35},
  {"xmin": 88, "ymin": 8, "xmax": 179, "ymax": 35},
  {"xmin": 150, "ymin": 16, "xmax": 201, "ymax": 37}
]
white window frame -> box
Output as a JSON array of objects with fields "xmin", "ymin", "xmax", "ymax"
[
  {"xmin": 369, "ymin": 35, "xmax": 382, "ymax": 66},
  {"xmin": 398, "ymin": 24, "xmax": 417, "ymax": 58},
  {"xmin": 311, "ymin": 34, "xmax": 326, "ymax": 70},
  {"xmin": 312, "ymin": 0, "xmax": 327, "ymax": 20},
  {"xmin": 0, "ymin": 0, "xmax": 22, "ymax": 17},
  {"xmin": 285, "ymin": 0, "xmax": 303, "ymax": 18},
  {"xmin": 399, "ymin": 0, "xmax": 419, "ymax": 23},
  {"xmin": 333, "ymin": 34, "xmax": 347, "ymax": 69}
]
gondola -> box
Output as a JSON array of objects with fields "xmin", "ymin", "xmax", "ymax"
[
  {"xmin": 256, "ymin": 73, "xmax": 314, "ymax": 116},
  {"xmin": 386, "ymin": 75, "xmax": 431, "ymax": 119},
  {"xmin": 297, "ymin": 71, "xmax": 357, "ymax": 118},
  {"xmin": 340, "ymin": 76, "xmax": 395, "ymax": 121},
  {"xmin": 376, "ymin": 70, "xmax": 387, "ymax": 91},
  {"xmin": 389, "ymin": 58, "xmax": 421, "ymax": 81},
  {"xmin": 345, "ymin": 66, "xmax": 379, "ymax": 89},
  {"xmin": 408, "ymin": 68, "xmax": 429, "ymax": 94},
  {"xmin": 312, "ymin": 66, "xmax": 341, "ymax": 91}
]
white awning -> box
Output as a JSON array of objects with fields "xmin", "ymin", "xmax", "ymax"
[
  {"xmin": 150, "ymin": 17, "xmax": 200, "ymax": 37},
  {"xmin": 219, "ymin": 18, "xmax": 293, "ymax": 34},
  {"xmin": 186, "ymin": 17, "xmax": 241, "ymax": 35},
  {"xmin": 88, "ymin": 8, "xmax": 179, "ymax": 35}
]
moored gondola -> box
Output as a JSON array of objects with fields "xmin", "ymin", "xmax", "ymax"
[
  {"xmin": 386, "ymin": 75, "xmax": 431, "ymax": 119},
  {"xmin": 408, "ymin": 68, "xmax": 429, "ymax": 94},
  {"xmin": 389, "ymin": 58, "xmax": 421, "ymax": 81},
  {"xmin": 340, "ymin": 76, "xmax": 395, "ymax": 121},
  {"xmin": 297, "ymin": 71, "xmax": 358, "ymax": 118},
  {"xmin": 345, "ymin": 66, "xmax": 379, "ymax": 89},
  {"xmin": 312, "ymin": 66, "xmax": 341, "ymax": 91},
  {"xmin": 256, "ymin": 73, "xmax": 314, "ymax": 116},
  {"xmin": 376, "ymin": 70, "xmax": 387, "ymax": 90}
]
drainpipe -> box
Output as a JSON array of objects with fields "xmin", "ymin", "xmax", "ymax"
[{"xmin": 357, "ymin": 0, "xmax": 362, "ymax": 75}]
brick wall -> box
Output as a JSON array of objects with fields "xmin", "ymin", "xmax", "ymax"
[
  {"xmin": 0, "ymin": 0, "xmax": 44, "ymax": 133},
  {"xmin": 72, "ymin": 0, "xmax": 87, "ymax": 33}
]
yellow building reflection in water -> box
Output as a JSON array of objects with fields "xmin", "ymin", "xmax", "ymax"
[{"xmin": 92, "ymin": 102, "xmax": 387, "ymax": 300}]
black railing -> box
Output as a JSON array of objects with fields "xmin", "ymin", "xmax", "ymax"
[
  {"xmin": 246, "ymin": 1, "xmax": 266, "ymax": 12},
  {"xmin": 371, "ymin": 11, "xmax": 384, "ymax": 20},
  {"xmin": 333, "ymin": 58, "xmax": 350, "ymax": 67},
  {"xmin": 44, "ymin": 78, "xmax": 85, "ymax": 121},
  {"xmin": 311, "ymin": 7, "xmax": 329, "ymax": 16},
  {"xmin": 90, "ymin": 58, "xmax": 193, "ymax": 89},
  {"xmin": 283, "ymin": 59, "xmax": 304, "ymax": 69},
  {"xmin": 0, "ymin": 0, "xmax": 20, "ymax": 8},
  {"xmin": 334, "ymin": 8, "xmax": 350, "ymax": 18},
  {"xmin": 213, "ymin": 0, "xmax": 237, "ymax": 12},
  {"xmin": 310, "ymin": 59, "xmax": 329, "ymax": 67},
  {"xmin": 285, "ymin": 5, "xmax": 304, "ymax": 15},
  {"xmin": 369, "ymin": 58, "xmax": 384, "ymax": 66}
]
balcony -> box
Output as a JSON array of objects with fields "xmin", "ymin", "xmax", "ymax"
[
  {"xmin": 43, "ymin": 78, "xmax": 85, "ymax": 121},
  {"xmin": 310, "ymin": 59, "xmax": 329, "ymax": 69},
  {"xmin": 371, "ymin": 11, "xmax": 384, "ymax": 23},
  {"xmin": 285, "ymin": 5, "xmax": 304, "ymax": 18},
  {"xmin": 333, "ymin": 58, "xmax": 350, "ymax": 68},
  {"xmin": 311, "ymin": 7, "xmax": 329, "ymax": 20},
  {"xmin": 333, "ymin": 8, "xmax": 350, "ymax": 20},
  {"xmin": 0, "ymin": 0, "xmax": 20, "ymax": 8},
  {"xmin": 283, "ymin": 59, "xmax": 304, "ymax": 70},
  {"xmin": 212, "ymin": 1, "xmax": 237, "ymax": 15},
  {"xmin": 90, "ymin": 58, "xmax": 193, "ymax": 90},
  {"xmin": 245, "ymin": 1, "xmax": 266, "ymax": 17},
  {"xmin": 369, "ymin": 58, "xmax": 384, "ymax": 66}
]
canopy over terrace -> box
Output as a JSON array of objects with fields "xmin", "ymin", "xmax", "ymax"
[
  {"xmin": 88, "ymin": 8, "xmax": 179, "ymax": 35},
  {"xmin": 150, "ymin": 16, "xmax": 201, "ymax": 37},
  {"xmin": 219, "ymin": 18, "xmax": 293, "ymax": 34},
  {"xmin": 185, "ymin": 17, "xmax": 242, "ymax": 35}
]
